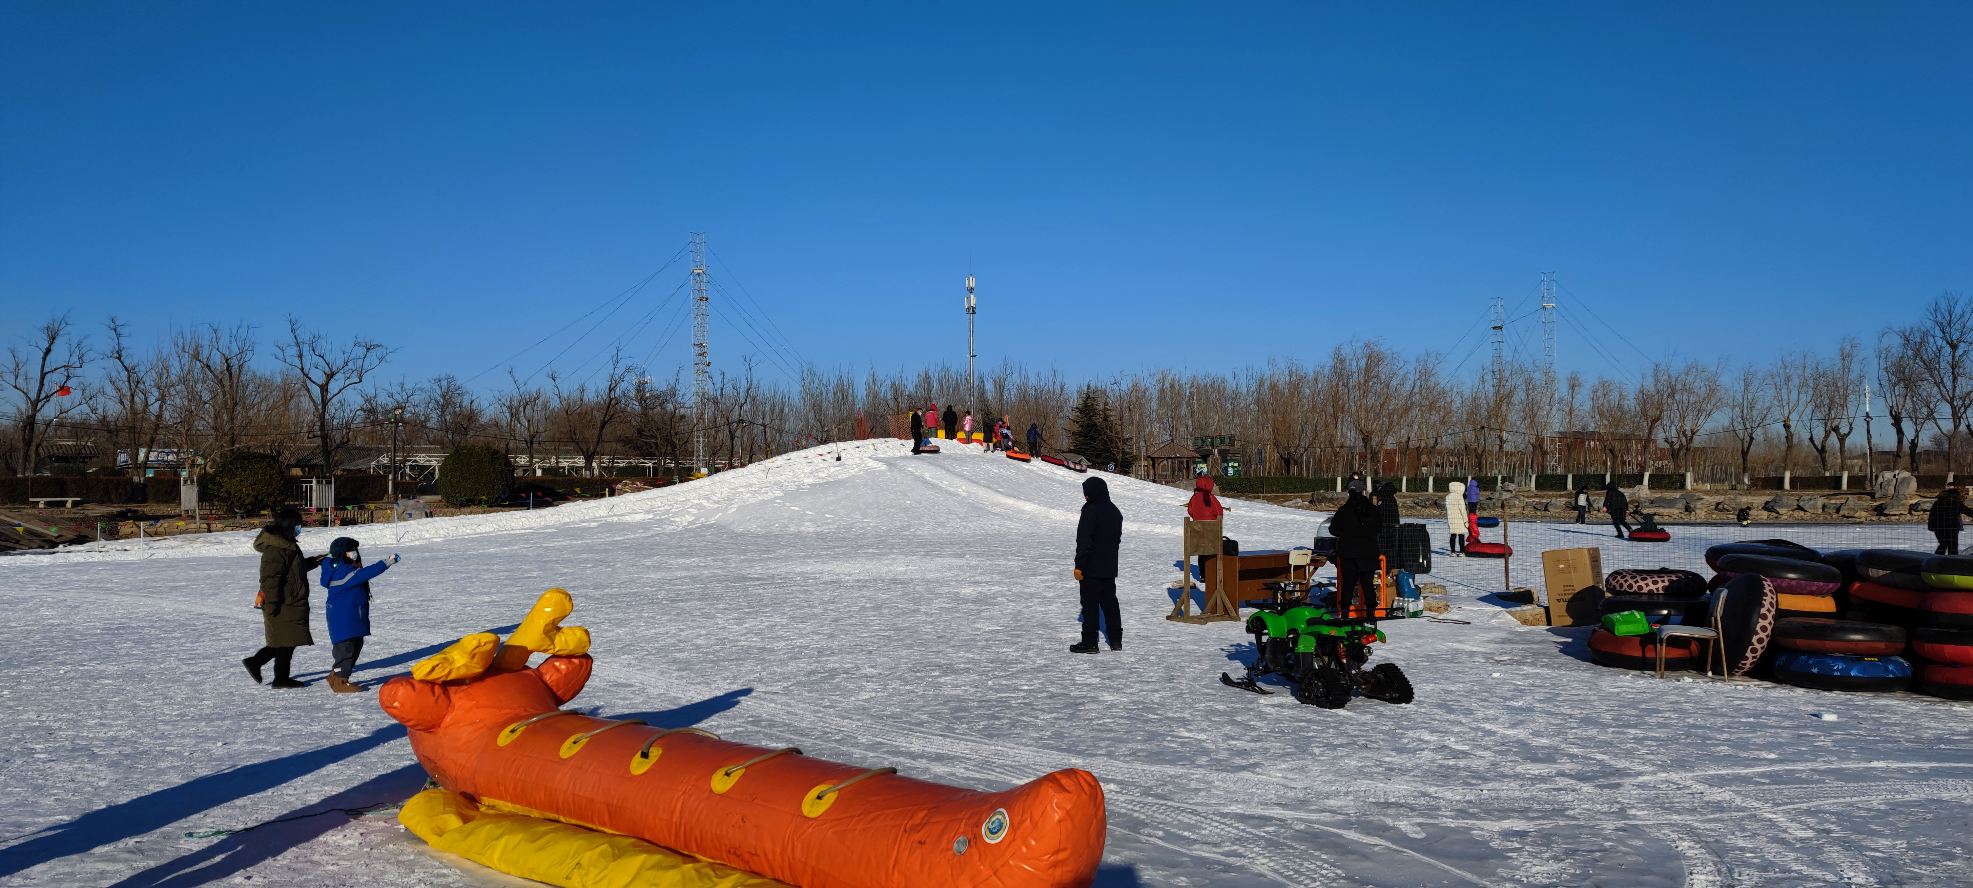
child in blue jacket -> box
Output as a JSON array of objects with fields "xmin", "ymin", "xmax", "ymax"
[{"xmin": 320, "ymin": 537, "xmax": 398, "ymax": 693}]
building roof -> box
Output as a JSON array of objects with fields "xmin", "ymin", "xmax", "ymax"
[{"xmin": 1145, "ymin": 440, "xmax": 1197, "ymax": 460}]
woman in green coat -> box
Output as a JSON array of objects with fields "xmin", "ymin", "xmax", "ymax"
[{"xmin": 243, "ymin": 506, "xmax": 323, "ymax": 689}]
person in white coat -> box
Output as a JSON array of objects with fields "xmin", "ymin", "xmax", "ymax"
[{"xmin": 1444, "ymin": 481, "xmax": 1469, "ymax": 556}]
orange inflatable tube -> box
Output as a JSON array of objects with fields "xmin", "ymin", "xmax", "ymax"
[{"xmin": 380, "ymin": 589, "xmax": 1107, "ymax": 888}]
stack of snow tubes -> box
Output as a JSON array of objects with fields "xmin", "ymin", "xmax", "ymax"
[
  {"xmin": 1587, "ymin": 568, "xmax": 1710, "ymax": 671},
  {"xmin": 1912, "ymin": 556, "xmax": 1973, "ymax": 700},
  {"xmin": 1676, "ymin": 541, "xmax": 1908, "ymax": 689}
]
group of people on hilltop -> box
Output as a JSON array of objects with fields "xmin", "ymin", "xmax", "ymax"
[
  {"xmin": 242, "ymin": 506, "xmax": 399, "ymax": 692},
  {"xmin": 905, "ymin": 403, "xmax": 1043, "ymax": 457}
]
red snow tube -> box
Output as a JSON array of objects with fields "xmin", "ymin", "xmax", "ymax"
[
  {"xmin": 1911, "ymin": 626, "xmax": 1973, "ymax": 665},
  {"xmin": 1851, "ymin": 580, "xmax": 1926, "ymax": 611},
  {"xmin": 1924, "ymin": 590, "xmax": 1973, "ymax": 630},
  {"xmin": 1465, "ymin": 542, "xmax": 1512, "ymax": 558},
  {"xmin": 1589, "ymin": 629, "xmax": 1698, "ymax": 671},
  {"xmin": 1915, "ymin": 662, "xmax": 1973, "ymax": 700},
  {"xmin": 1628, "ymin": 529, "xmax": 1671, "ymax": 542},
  {"xmin": 1715, "ymin": 574, "xmax": 1778, "ymax": 676},
  {"xmin": 1006, "ymin": 450, "xmax": 1033, "ymax": 462},
  {"xmin": 1774, "ymin": 618, "xmax": 1907, "ymax": 656}
]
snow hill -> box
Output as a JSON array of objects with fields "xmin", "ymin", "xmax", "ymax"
[{"xmin": 1, "ymin": 441, "xmax": 1968, "ymax": 887}]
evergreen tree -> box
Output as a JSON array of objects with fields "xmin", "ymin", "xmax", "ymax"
[{"xmin": 1068, "ymin": 387, "xmax": 1131, "ymax": 472}]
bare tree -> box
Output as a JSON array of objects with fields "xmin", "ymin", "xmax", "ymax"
[
  {"xmin": 1767, "ymin": 352, "xmax": 1813, "ymax": 475},
  {"xmin": 185, "ymin": 324, "xmax": 259, "ymax": 453},
  {"xmin": 1726, "ymin": 365, "xmax": 1774, "ymax": 485},
  {"xmin": 3, "ymin": 315, "xmax": 88, "ymax": 475},
  {"xmin": 424, "ymin": 374, "xmax": 484, "ymax": 450},
  {"xmin": 1806, "ymin": 338, "xmax": 1861, "ymax": 474},
  {"xmin": 1659, "ymin": 360, "xmax": 1726, "ymax": 475},
  {"xmin": 278, "ymin": 318, "xmax": 392, "ymax": 478},
  {"xmin": 501, "ymin": 371, "xmax": 552, "ymax": 474},
  {"xmin": 94, "ymin": 317, "xmax": 173, "ymax": 480},
  {"xmin": 550, "ymin": 349, "xmax": 633, "ymax": 475},
  {"xmin": 1877, "ymin": 336, "xmax": 1924, "ymax": 471},
  {"xmin": 1896, "ymin": 292, "xmax": 1973, "ymax": 473},
  {"xmin": 1588, "ymin": 379, "xmax": 1635, "ymax": 475}
]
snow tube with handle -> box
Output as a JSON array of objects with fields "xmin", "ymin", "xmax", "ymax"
[
  {"xmin": 1851, "ymin": 580, "xmax": 1927, "ymax": 611},
  {"xmin": 1910, "ymin": 626, "xmax": 1973, "ymax": 666},
  {"xmin": 1774, "ymin": 618, "xmax": 1906, "ymax": 656},
  {"xmin": 1715, "ymin": 554, "xmax": 1844, "ymax": 598},
  {"xmin": 1605, "ymin": 568, "xmax": 1708, "ymax": 599},
  {"xmin": 1923, "ymin": 590, "xmax": 1973, "ymax": 630},
  {"xmin": 1589, "ymin": 628, "xmax": 1699, "ymax": 671},
  {"xmin": 380, "ymin": 590, "xmax": 1108, "ymax": 888},
  {"xmin": 1921, "ymin": 555, "xmax": 1973, "ymax": 590},
  {"xmin": 1915, "ymin": 662, "xmax": 1973, "ymax": 700},
  {"xmin": 1857, "ymin": 549, "xmax": 1930, "ymax": 590},
  {"xmin": 1628, "ymin": 529, "xmax": 1671, "ymax": 542},
  {"xmin": 1714, "ymin": 574, "xmax": 1778, "ymax": 676},
  {"xmin": 1464, "ymin": 541, "xmax": 1512, "ymax": 558},
  {"xmin": 1598, "ymin": 595, "xmax": 1709, "ymax": 623},
  {"xmin": 1770, "ymin": 652, "xmax": 1913, "ymax": 692},
  {"xmin": 1704, "ymin": 540, "xmax": 1818, "ymax": 572}
]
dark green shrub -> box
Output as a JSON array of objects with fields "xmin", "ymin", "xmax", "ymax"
[
  {"xmin": 207, "ymin": 452, "xmax": 287, "ymax": 515},
  {"xmin": 439, "ymin": 445, "xmax": 513, "ymax": 506}
]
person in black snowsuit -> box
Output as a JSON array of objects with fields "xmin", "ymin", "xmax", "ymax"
[
  {"xmin": 1071, "ymin": 476, "xmax": 1124, "ymax": 654},
  {"xmin": 1604, "ymin": 483, "xmax": 1632, "ymax": 540},
  {"xmin": 1328, "ymin": 480, "xmax": 1382, "ymax": 620},
  {"xmin": 909, "ymin": 409, "xmax": 924, "ymax": 453},
  {"xmin": 1027, "ymin": 422, "xmax": 1042, "ymax": 456},
  {"xmin": 1928, "ymin": 484, "xmax": 1973, "ymax": 554},
  {"xmin": 1371, "ymin": 481, "xmax": 1401, "ymax": 562},
  {"xmin": 942, "ymin": 405, "xmax": 959, "ymax": 441}
]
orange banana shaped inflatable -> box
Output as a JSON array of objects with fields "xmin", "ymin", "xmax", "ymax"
[{"xmin": 380, "ymin": 589, "xmax": 1107, "ymax": 888}]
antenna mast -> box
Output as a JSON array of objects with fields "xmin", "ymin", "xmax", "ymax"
[
  {"xmin": 965, "ymin": 274, "xmax": 977, "ymax": 407},
  {"xmin": 1539, "ymin": 271, "xmax": 1557, "ymax": 381},
  {"xmin": 691, "ymin": 233, "xmax": 710, "ymax": 477},
  {"xmin": 1490, "ymin": 295, "xmax": 1506, "ymax": 389}
]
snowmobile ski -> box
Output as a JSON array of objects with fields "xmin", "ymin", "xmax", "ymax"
[{"xmin": 1220, "ymin": 672, "xmax": 1272, "ymax": 694}]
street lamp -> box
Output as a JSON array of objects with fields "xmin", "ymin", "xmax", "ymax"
[{"xmin": 965, "ymin": 274, "xmax": 977, "ymax": 408}]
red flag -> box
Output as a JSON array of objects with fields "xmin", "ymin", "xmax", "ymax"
[{"xmin": 54, "ymin": 385, "xmax": 72, "ymax": 397}]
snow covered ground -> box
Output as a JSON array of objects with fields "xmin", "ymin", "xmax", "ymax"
[{"xmin": 1, "ymin": 440, "xmax": 1969, "ymax": 887}]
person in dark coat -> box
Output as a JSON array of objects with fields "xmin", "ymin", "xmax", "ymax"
[
  {"xmin": 243, "ymin": 506, "xmax": 323, "ymax": 689},
  {"xmin": 1573, "ymin": 486, "xmax": 1590, "ymax": 524},
  {"xmin": 1928, "ymin": 484, "xmax": 1973, "ymax": 554},
  {"xmin": 909, "ymin": 409, "xmax": 924, "ymax": 453},
  {"xmin": 1328, "ymin": 480, "xmax": 1382, "ymax": 619},
  {"xmin": 1071, "ymin": 476, "xmax": 1124, "ymax": 654},
  {"xmin": 1371, "ymin": 480, "xmax": 1401, "ymax": 562},
  {"xmin": 1026, "ymin": 422, "xmax": 1042, "ymax": 456},
  {"xmin": 942, "ymin": 405, "xmax": 959, "ymax": 441},
  {"xmin": 320, "ymin": 537, "xmax": 399, "ymax": 693},
  {"xmin": 1603, "ymin": 482, "xmax": 1632, "ymax": 540}
]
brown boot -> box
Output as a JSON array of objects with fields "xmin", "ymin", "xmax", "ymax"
[{"xmin": 327, "ymin": 673, "xmax": 366, "ymax": 694}]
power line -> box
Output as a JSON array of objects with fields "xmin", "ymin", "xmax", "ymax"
[{"xmin": 461, "ymin": 243, "xmax": 690, "ymax": 385}]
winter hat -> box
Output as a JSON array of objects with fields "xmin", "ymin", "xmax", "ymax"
[
  {"xmin": 272, "ymin": 505, "xmax": 303, "ymax": 529},
  {"xmin": 1193, "ymin": 477, "xmax": 1216, "ymax": 493},
  {"xmin": 1083, "ymin": 476, "xmax": 1110, "ymax": 500},
  {"xmin": 1347, "ymin": 479, "xmax": 1365, "ymax": 494},
  {"xmin": 329, "ymin": 537, "xmax": 360, "ymax": 561}
]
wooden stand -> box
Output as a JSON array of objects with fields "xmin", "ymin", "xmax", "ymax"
[{"xmin": 1170, "ymin": 519, "xmax": 1239, "ymax": 624}]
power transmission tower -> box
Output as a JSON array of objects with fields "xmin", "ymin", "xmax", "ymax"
[
  {"xmin": 1539, "ymin": 271, "xmax": 1558, "ymax": 381},
  {"xmin": 691, "ymin": 233, "xmax": 710, "ymax": 477},
  {"xmin": 965, "ymin": 274, "xmax": 977, "ymax": 407},
  {"xmin": 1489, "ymin": 295, "xmax": 1506, "ymax": 389}
]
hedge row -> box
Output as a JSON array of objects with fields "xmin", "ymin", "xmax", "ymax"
[{"xmin": 0, "ymin": 476, "xmax": 149, "ymax": 505}]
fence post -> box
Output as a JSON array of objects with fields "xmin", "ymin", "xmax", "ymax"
[
  {"xmin": 1428, "ymin": 476, "xmax": 1435, "ymax": 492},
  {"xmin": 1400, "ymin": 476, "xmax": 1407, "ymax": 493},
  {"xmin": 1335, "ymin": 476, "xmax": 1342, "ymax": 493},
  {"xmin": 1839, "ymin": 470, "xmax": 1848, "ymax": 491},
  {"xmin": 1684, "ymin": 471, "xmax": 1693, "ymax": 491},
  {"xmin": 1783, "ymin": 470, "xmax": 1792, "ymax": 491}
]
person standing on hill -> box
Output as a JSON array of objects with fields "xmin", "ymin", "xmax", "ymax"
[
  {"xmin": 1328, "ymin": 480, "xmax": 1382, "ymax": 619},
  {"xmin": 1027, "ymin": 422, "xmax": 1042, "ymax": 456},
  {"xmin": 1929, "ymin": 484, "xmax": 1973, "ymax": 554},
  {"xmin": 243, "ymin": 506, "xmax": 323, "ymax": 689},
  {"xmin": 942, "ymin": 404, "xmax": 958, "ymax": 441},
  {"xmin": 1186, "ymin": 476, "xmax": 1226, "ymax": 521},
  {"xmin": 1071, "ymin": 476, "xmax": 1124, "ymax": 654},
  {"xmin": 909, "ymin": 409, "xmax": 925, "ymax": 453},
  {"xmin": 1444, "ymin": 481, "xmax": 1468, "ymax": 556},
  {"xmin": 1604, "ymin": 482, "xmax": 1632, "ymax": 540},
  {"xmin": 962, "ymin": 410, "xmax": 976, "ymax": 444},
  {"xmin": 320, "ymin": 537, "xmax": 399, "ymax": 693}
]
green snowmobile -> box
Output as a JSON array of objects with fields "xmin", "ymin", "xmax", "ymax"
[{"xmin": 1219, "ymin": 580, "xmax": 1414, "ymax": 709}]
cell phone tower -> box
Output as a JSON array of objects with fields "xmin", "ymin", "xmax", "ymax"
[
  {"xmin": 691, "ymin": 232, "xmax": 710, "ymax": 477},
  {"xmin": 1540, "ymin": 271, "xmax": 1557, "ymax": 381},
  {"xmin": 1490, "ymin": 295, "xmax": 1506, "ymax": 389}
]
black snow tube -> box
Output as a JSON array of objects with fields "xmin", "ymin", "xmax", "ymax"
[
  {"xmin": 1715, "ymin": 574, "xmax": 1778, "ymax": 676},
  {"xmin": 1715, "ymin": 554, "xmax": 1844, "ymax": 598},
  {"xmin": 1915, "ymin": 662, "xmax": 1973, "ymax": 700},
  {"xmin": 1598, "ymin": 595, "xmax": 1710, "ymax": 622},
  {"xmin": 1589, "ymin": 628, "xmax": 1699, "ymax": 671},
  {"xmin": 1770, "ymin": 651, "xmax": 1913, "ymax": 692},
  {"xmin": 1774, "ymin": 618, "xmax": 1907, "ymax": 656},
  {"xmin": 1920, "ymin": 555, "xmax": 1973, "ymax": 591},
  {"xmin": 1910, "ymin": 625, "xmax": 1973, "ymax": 666},
  {"xmin": 1856, "ymin": 549, "xmax": 1932, "ymax": 591},
  {"xmin": 1605, "ymin": 568, "xmax": 1709, "ymax": 599},
  {"xmin": 1705, "ymin": 540, "xmax": 1819, "ymax": 572},
  {"xmin": 1818, "ymin": 549, "xmax": 1864, "ymax": 581}
]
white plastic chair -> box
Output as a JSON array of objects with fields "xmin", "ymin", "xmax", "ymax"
[{"xmin": 1654, "ymin": 591, "xmax": 1727, "ymax": 679}]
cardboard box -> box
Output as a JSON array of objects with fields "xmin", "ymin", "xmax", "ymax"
[{"xmin": 1542, "ymin": 547, "xmax": 1605, "ymax": 627}]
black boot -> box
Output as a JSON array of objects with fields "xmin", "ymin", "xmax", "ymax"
[
  {"xmin": 242, "ymin": 656, "xmax": 264, "ymax": 684},
  {"xmin": 1069, "ymin": 640, "xmax": 1100, "ymax": 654}
]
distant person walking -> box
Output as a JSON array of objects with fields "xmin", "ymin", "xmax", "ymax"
[
  {"xmin": 243, "ymin": 506, "xmax": 323, "ymax": 689},
  {"xmin": 320, "ymin": 537, "xmax": 399, "ymax": 693},
  {"xmin": 1464, "ymin": 475, "xmax": 1481, "ymax": 517},
  {"xmin": 1027, "ymin": 422, "xmax": 1042, "ymax": 456},
  {"xmin": 1573, "ymin": 486, "xmax": 1590, "ymax": 524},
  {"xmin": 1186, "ymin": 476, "xmax": 1225, "ymax": 521},
  {"xmin": 1929, "ymin": 484, "xmax": 1973, "ymax": 554},
  {"xmin": 962, "ymin": 411, "xmax": 976, "ymax": 443},
  {"xmin": 1444, "ymin": 481, "xmax": 1468, "ymax": 556},
  {"xmin": 1328, "ymin": 480, "xmax": 1382, "ymax": 619},
  {"xmin": 1604, "ymin": 482, "xmax": 1632, "ymax": 540},
  {"xmin": 942, "ymin": 404, "xmax": 958, "ymax": 441},
  {"xmin": 909, "ymin": 409, "xmax": 925, "ymax": 454},
  {"xmin": 1071, "ymin": 476, "xmax": 1124, "ymax": 654}
]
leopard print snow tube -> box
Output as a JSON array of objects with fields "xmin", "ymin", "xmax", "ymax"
[
  {"xmin": 1605, "ymin": 568, "xmax": 1708, "ymax": 599},
  {"xmin": 1723, "ymin": 574, "xmax": 1779, "ymax": 676}
]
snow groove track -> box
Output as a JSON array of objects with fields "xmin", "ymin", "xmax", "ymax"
[{"xmin": 4, "ymin": 440, "xmax": 1972, "ymax": 887}]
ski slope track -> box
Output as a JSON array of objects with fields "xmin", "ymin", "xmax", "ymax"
[{"xmin": 1, "ymin": 440, "xmax": 1968, "ymax": 887}]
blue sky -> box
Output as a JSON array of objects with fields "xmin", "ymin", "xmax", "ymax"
[{"xmin": 4, "ymin": 2, "xmax": 1969, "ymax": 394}]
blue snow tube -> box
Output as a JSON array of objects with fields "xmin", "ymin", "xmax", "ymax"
[
  {"xmin": 1770, "ymin": 651, "xmax": 1913, "ymax": 693},
  {"xmin": 1476, "ymin": 516, "xmax": 1501, "ymax": 528}
]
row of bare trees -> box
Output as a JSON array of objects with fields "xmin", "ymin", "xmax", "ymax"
[{"xmin": 5, "ymin": 292, "xmax": 1970, "ymax": 483}]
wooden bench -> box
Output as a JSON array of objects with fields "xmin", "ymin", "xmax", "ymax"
[{"xmin": 29, "ymin": 497, "xmax": 81, "ymax": 509}]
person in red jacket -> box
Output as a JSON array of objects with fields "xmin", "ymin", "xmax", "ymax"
[{"xmin": 1186, "ymin": 476, "xmax": 1226, "ymax": 521}]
